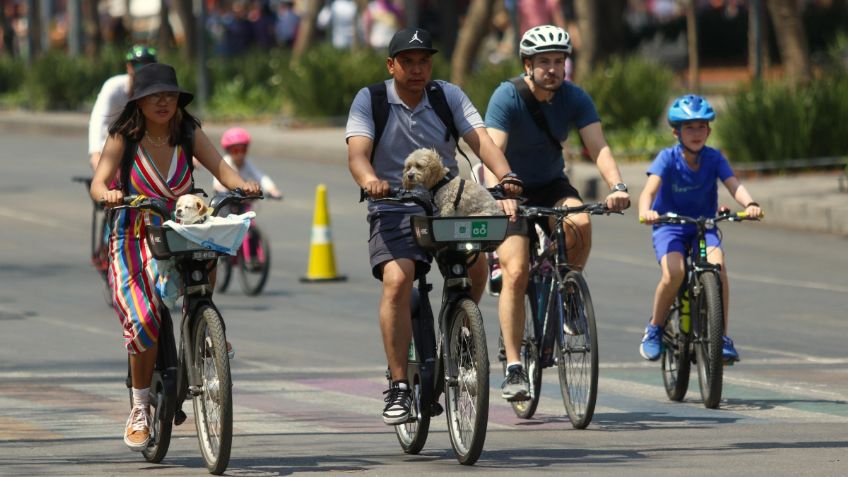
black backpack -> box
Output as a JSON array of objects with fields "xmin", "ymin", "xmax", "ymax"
[
  {"xmin": 119, "ymin": 126, "xmax": 195, "ymax": 194},
  {"xmin": 367, "ymin": 80, "xmax": 468, "ymax": 163}
]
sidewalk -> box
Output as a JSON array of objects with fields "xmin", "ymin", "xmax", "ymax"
[{"xmin": 2, "ymin": 110, "xmax": 846, "ymax": 236}]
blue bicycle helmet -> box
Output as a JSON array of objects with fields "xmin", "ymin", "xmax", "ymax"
[{"xmin": 667, "ymin": 94, "xmax": 715, "ymax": 127}]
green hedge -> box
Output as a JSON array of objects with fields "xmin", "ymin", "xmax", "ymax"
[{"xmin": 716, "ymin": 73, "xmax": 848, "ymax": 163}]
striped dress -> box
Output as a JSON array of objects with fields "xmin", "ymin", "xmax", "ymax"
[{"xmin": 108, "ymin": 143, "xmax": 193, "ymax": 354}]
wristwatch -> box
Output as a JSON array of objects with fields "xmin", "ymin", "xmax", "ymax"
[{"xmin": 611, "ymin": 182, "xmax": 628, "ymax": 193}]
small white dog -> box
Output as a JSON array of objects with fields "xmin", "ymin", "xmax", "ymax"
[
  {"xmin": 175, "ymin": 194, "xmax": 211, "ymax": 225},
  {"xmin": 402, "ymin": 148, "xmax": 501, "ymax": 216}
]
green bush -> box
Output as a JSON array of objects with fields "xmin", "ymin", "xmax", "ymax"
[
  {"xmin": 463, "ymin": 58, "xmax": 522, "ymax": 117},
  {"xmin": 0, "ymin": 56, "xmax": 24, "ymax": 95},
  {"xmin": 581, "ymin": 56, "xmax": 673, "ymax": 131},
  {"xmin": 716, "ymin": 73, "xmax": 848, "ymax": 163},
  {"xmin": 604, "ymin": 118, "xmax": 670, "ymax": 162}
]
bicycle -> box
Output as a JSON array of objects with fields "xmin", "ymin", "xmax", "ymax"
[
  {"xmin": 215, "ymin": 196, "xmax": 281, "ymax": 296},
  {"xmin": 362, "ymin": 188, "xmax": 508, "ymax": 465},
  {"xmin": 645, "ymin": 208, "xmax": 759, "ymax": 409},
  {"xmin": 489, "ymin": 188, "xmax": 618, "ymax": 429},
  {"xmin": 111, "ymin": 189, "xmax": 261, "ymax": 474},
  {"xmin": 72, "ymin": 176, "xmax": 111, "ymax": 306}
]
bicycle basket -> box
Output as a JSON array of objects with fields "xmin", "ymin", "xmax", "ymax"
[
  {"xmin": 145, "ymin": 225, "xmax": 220, "ymax": 260},
  {"xmin": 411, "ymin": 215, "xmax": 509, "ymax": 252}
]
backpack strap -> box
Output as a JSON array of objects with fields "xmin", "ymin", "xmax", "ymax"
[
  {"xmin": 367, "ymin": 82, "xmax": 390, "ymax": 163},
  {"xmin": 510, "ymin": 77, "xmax": 562, "ymax": 151}
]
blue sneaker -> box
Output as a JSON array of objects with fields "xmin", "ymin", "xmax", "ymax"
[
  {"xmin": 722, "ymin": 336, "xmax": 740, "ymax": 362},
  {"xmin": 640, "ymin": 324, "xmax": 663, "ymax": 361}
]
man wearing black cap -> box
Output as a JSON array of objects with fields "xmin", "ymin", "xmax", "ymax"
[{"xmin": 347, "ymin": 27, "xmax": 523, "ymax": 425}]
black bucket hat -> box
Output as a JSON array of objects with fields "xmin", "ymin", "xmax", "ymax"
[
  {"xmin": 388, "ymin": 27, "xmax": 439, "ymax": 57},
  {"xmin": 129, "ymin": 63, "xmax": 193, "ymax": 107}
]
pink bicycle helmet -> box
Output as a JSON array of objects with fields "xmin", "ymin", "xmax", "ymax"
[{"xmin": 220, "ymin": 127, "xmax": 251, "ymax": 149}]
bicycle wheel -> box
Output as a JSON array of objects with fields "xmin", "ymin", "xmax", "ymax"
[
  {"xmin": 239, "ymin": 227, "xmax": 270, "ymax": 296},
  {"xmin": 394, "ymin": 360, "xmax": 431, "ymax": 454},
  {"xmin": 191, "ymin": 306, "xmax": 233, "ymax": 475},
  {"xmin": 500, "ymin": 289, "xmax": 542, "ymax": 419},
  {"xmin": 444, "ymin": 298, "xmax": 489, "ymax": 465},
  {"xmin": 556, "ymin": 271, "xmax": 598, "ymax": 429},
  {"xmin": 141, "ymin": 370, "xmax": 173, "ymax": 463},
  {"xmin": 661, "ymin": 293, "xmax": 691, "ymax": 402},
  {"xmin": 695, "ymin": 272, "xmax": 724, "ymax": 409},
  {"xmin": 215, "ymin": 256, "xmax": 233, "ymax": 293}
]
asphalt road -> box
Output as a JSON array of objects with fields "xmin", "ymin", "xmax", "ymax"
[{"xmin": 1, "ymin": 129, "xmax": 846, "ymax": 476}]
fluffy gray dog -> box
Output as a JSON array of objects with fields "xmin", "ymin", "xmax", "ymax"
[{"xmin": 401, "ymin": 148, "xmax": 502, "ymax": 216}]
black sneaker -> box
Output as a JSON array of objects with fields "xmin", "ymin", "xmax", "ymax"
[
  {"xmin": 501, "ymin": 365, "xmax": 530, "ymax": 402},
  {"xmin": 382, "ymin": 381, "xmax": 413, "ymax": 425}
]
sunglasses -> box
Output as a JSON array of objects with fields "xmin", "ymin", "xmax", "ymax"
[{"xmin": 142, "ymin": 92, "xmax": 180, "ymax": 104}]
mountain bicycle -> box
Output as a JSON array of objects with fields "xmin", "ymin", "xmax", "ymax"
[
  {"xmin": 215, "ymin": 196, "xmax": 281, "ymax": 296},
  {"xmin": 111, "ymin": 189, "xmax": 260, "ymax": 474},
  {"xmin": 645, "ymin": 208, "xmax": 760, "ymax": 409},
  {"xmin": 362, "ymin": 188, "xmax": 508, "ymax": 465},
  {"xmin": 495, "ymin": 200, "xmax": 618, "ymax": 429},
  {"xmin": 72, "ymin": 176, "xmax": 111, "ymax": 306}
]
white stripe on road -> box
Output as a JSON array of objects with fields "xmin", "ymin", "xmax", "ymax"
[{"xmin": 0, "ymin": 206, "xmax": 77, "ymax": 232}]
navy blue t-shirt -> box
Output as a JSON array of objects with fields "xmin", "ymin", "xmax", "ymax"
[
  {"xmin": 485, "ymin": 76, "xmax": 600, "ymax": 188},
  {"xmin": 647, "ymin": 144, "xmax": 734, "ymax": 219}
]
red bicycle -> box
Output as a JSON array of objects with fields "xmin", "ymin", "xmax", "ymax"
[{"xmin": 215, "ymin": 197, "xmax": 279, "ymax": 296}]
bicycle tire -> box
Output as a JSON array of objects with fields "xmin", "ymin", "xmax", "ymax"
[
  {"xmin": 394, "ymin": 360, "xmax": 431, "ymax": 454},
  {"xmin": 556, "ymin": 271, "xmax": 598, "ymax": 429},
  {"xmin": 215, "ymin": 257, "xmax": 233, "ymax": 293},
  {"xmin": 695, "ymin": 272, "xmax": 724, "ymax": 409},
  {"xmin": 141, "ymin": 371, "xmax": 173, "ymax": 463},
  {"xmin": 500, "ymin": 290, "xmax": 542, "ymax": 419},
  {"xmin": 444, "ymin": 298, "xmax": 489, "ymax": 465},
  {"xmin": 191, "ymin": 306, "xmax": 233, "ymax": 475},
  {"xmin": 661, "ymin": 294, "xmax": 691, "ymax": 402},
  {"xmin": 239, "ymin": 227, "xmax": 270, "ymax": 296}
]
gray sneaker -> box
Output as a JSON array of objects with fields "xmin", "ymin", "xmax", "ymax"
[{"xmin": 501, "ymin": 366, "xmax": 530, "ymax": 402}]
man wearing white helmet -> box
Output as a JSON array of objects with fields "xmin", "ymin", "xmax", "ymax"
[{"xmin": 483, "ymin": 25, "xmax": 630, "ymax": 401}]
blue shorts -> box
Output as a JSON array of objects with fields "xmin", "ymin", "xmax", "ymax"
[{"xmin": 652, "ymin": 224, "xmax": 720, "ymax": 263}]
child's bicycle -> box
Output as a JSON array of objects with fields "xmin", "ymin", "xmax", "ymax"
[
  {"xmin": 363, "ymin": 188, "xmax": 508, "ymax": 465},
  {"xmin": 214, "ymin": 196, "xmax": 280, "ymax": 296},
  {"xmin": 111, "ymin": 189, "xmax": 262, "ymax": 474},
  {"xmin": 644, "ymin": 208, "xmax": 760, "ymax": 409},
  {"xmin": 72, "ymin": 176, "xmax": 112, "ymax": 306}
]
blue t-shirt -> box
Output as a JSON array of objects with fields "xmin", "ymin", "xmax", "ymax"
[
  {"xmin": 647, "ymin": 144, "xmax": 734, "ymax": 219},
  {"xmin": 485, "ymin": 76, "xmax": 600, "ymax": 188}
]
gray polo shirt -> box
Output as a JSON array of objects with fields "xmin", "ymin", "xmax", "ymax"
[{"xmin": 346, "ymin": 78, "xmax": 484, "ymax": 189}]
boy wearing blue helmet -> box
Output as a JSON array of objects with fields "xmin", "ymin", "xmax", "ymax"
[{"xmin": 638, "ymin": 94, "xmax": 762, "ymax": 362}]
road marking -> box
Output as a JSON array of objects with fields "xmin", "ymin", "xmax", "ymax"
[
  {"xmin": 593, "ymin": 251, "xmax": 848, "ymax": 293},
  {"xmin": 0, "ymin": 206, "xmax": 77, "ymax": 232}
]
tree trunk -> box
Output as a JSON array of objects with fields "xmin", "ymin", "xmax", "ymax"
[
  {"xmin": 1, "ymin": 0, "xmax": 16, "ymax": 56},
  {"xmin": 766, "ymin": 0, "xmax": 810, "ymax": 86},
  {"xmin": 174, "ymin": 0, "xmax": 195, "ymax": 59},
  {"xmin": 685, "ymin": 0, "xmax": 699, "ymax": 92},
  {"xmin": 597, "ymin": 0, "xmax": 627, "ymax": 59},
  {"xmin": 26, "ymin": 0, "xmax": 41, "ymax": 61},
  {"xmin": 83, "ymin": 0, "xmax": 102, "ymax": 56},
  {"xmin": 450, "ymin": 0, "xmax": 495, "ymax": 86},
  {"xmin": 293, "ymin": 0, "xmax": 322, "ymax": 59},
  {"xmin": 439, "ymin": 0, "xmax": 459, "ymax": 58},
  {"xmin": 573, "ymin": 0, "xmax": 598, "ymax": 82},
  {"xmin": 157, "ymin": 0, "xmax": 176, "ymax": 52}
]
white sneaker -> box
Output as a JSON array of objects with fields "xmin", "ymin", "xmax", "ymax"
[{"xmin": 123, "ymin": 406, "xmax": 151, "ymax": 451}]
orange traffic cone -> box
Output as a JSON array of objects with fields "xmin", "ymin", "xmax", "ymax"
[{"xmin": 300, "ymin": 184, "xmax": 347, "ymax": 283}]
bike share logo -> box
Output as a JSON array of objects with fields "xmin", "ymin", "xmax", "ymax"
[{"xmin": 454, "ymin": 221, "xmax": 488, "ymax": 239}]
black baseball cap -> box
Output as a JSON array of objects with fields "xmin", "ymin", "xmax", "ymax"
[{"xmin": 388, "ymin": 27, "xmax": 439, "ymax": 58}]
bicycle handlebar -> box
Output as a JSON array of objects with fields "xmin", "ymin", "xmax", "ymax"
[
  {"xmin": 360, "ymin": 187, "xmax": 435, "ymax": 216},
  {"xmin": 101, "ymin": 189, "xmax": 263, "ymax": 218},
  {"xmin": 520, "ymin": 202, "xmax": 620, "ymax": 218},
  {"xmin": 639, "ymin": 210, "xmax": 764, "ymax": 225}
]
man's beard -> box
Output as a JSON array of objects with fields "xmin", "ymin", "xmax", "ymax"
[{"xmin": 530, "ymin": 72, "xmax": 562, "ymax": 91}]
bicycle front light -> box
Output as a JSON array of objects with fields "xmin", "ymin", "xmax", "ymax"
[{"xmin": 457, "ymin": 242, "xmax": 480, "ymax": 252}]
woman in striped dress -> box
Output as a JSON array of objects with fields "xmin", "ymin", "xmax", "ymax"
[{"xmin": 90, "ymin": 64, "xmax": 260, "ymax": 451}]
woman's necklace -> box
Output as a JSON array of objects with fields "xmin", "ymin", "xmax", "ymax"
[{"xmin": 145, "ymin": 131, "xmax": 169, "ymax": 147}]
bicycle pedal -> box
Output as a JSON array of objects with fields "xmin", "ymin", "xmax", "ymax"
[
  {"xmin": 431, "ymin": 402, "xmax": 444, "ymax": 417},
  {"xmin": 173, "ymin": 409, "xmax": 187, "ymax": 426}
]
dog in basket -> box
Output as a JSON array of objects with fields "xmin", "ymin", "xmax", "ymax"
[
  {"xmin": 401, "ymin": 148, "xmax": 501, "ymax": 216},
  {"xmin": 174, "ymin": 194, "xmax": 211, "ymax": 225}
]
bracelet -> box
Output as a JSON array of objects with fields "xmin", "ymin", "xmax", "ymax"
[
  {"xmin": 499, "ymin": 172, "xmax": 519, "ymax": 182},
  {"xmin": 745, "ymin": 202, "xmax": 760, "ymax": 207}
]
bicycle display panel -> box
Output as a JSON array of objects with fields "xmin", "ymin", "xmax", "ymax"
[{"xmin": 411, "ymin": 216, "xmax": 508, "ymax": 251}]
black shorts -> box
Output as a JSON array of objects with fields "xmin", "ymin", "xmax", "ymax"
[
  {"xmin": 367, "ymin": 208, "xmax": 431, "ymax": 281},
  {"xmin": 522, "ymin": 177, "xmax": 583, "ymax": 238}
]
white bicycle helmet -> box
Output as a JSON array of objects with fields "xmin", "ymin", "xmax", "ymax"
[{"xmin": 519, "ymin": 25, "xmax": 572, "ymax": 58}]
